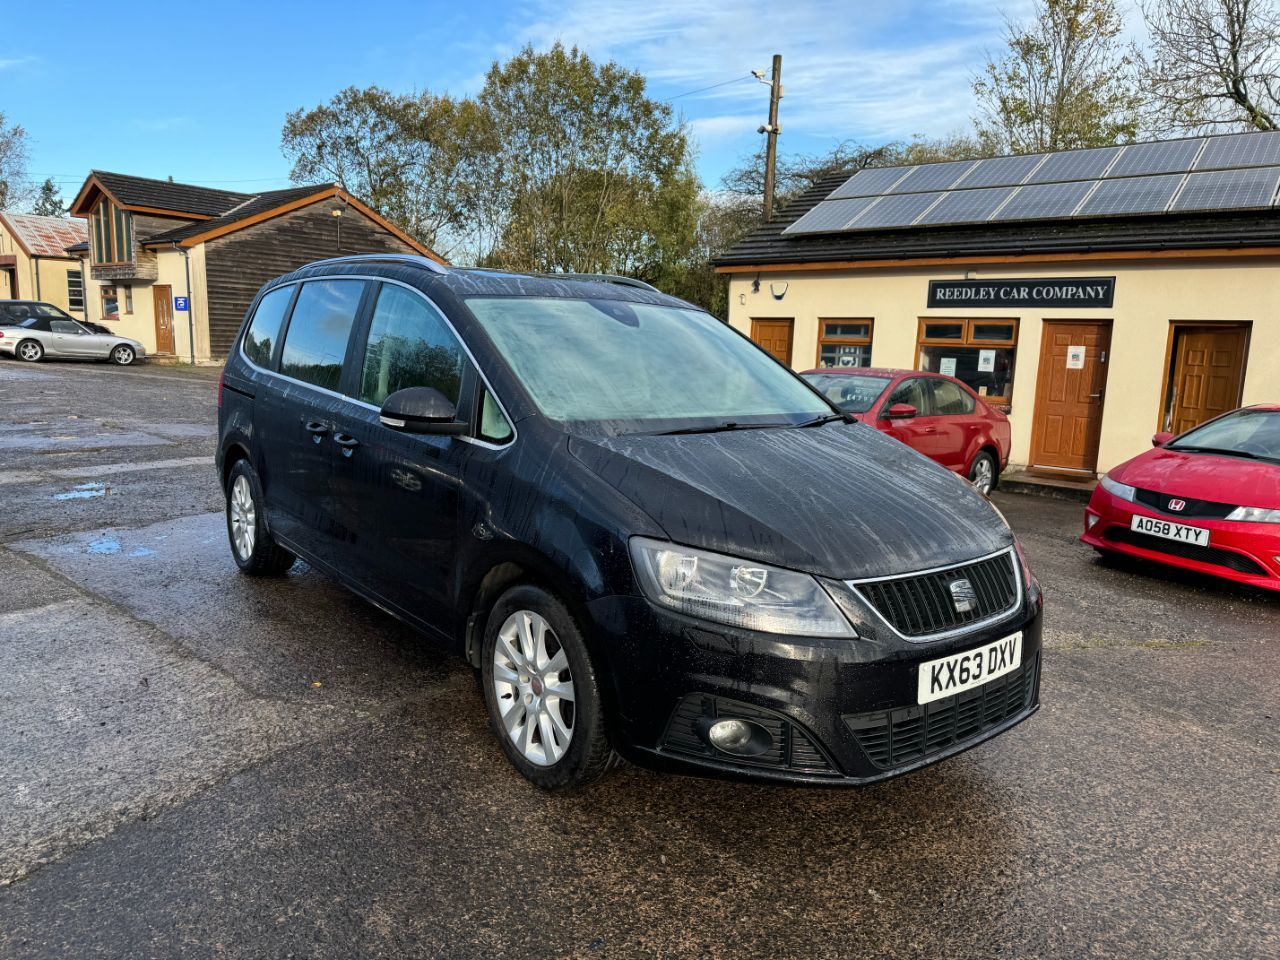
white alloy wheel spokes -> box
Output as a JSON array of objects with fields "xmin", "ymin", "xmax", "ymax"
[
  {"xmin": 114, "ymin": 346, "xmax": 132, "ymax": 364},
  {"xmin": 19, "ymin": 342, "xmax": 39, "ymax": 361},
  {"xmin": 230, "ymin": 475, "xmax": 256, "ymax": 560},
  {"xmin": 972, "ymin": 458, "xmax": 995, "ymax": 495},
  {"xmin": 493, "ymin": 609, "xmax": 575, "ymax": 766}
]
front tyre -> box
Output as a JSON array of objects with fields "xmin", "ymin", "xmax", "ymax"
[
  {"xmin": 110, "ymin": 344, "xmax": 136, "ymax": 365},
  {"xmin": 968, "ymin": 450, "xmax": 998, "ymax": 496},
  {"xmin": 481, "ymin": 584, "xmax": 616, "ymax": 790},
  {"xmin": 225, "ymin": 459, "xmax": 295, "ymax": 576}
]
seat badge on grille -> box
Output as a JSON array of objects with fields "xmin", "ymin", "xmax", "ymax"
[{"xmin": 948, "ymin": 578, "xmax": 978, "ymax": 613}]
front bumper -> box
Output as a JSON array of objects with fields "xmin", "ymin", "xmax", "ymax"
[
  {"xmin": 1081, "ymin": 487, "xmax": 1280, "ymax": 592},
  {"xmin": 587, "ymin": 585, "xmax": 1043, "ymax": 785}
]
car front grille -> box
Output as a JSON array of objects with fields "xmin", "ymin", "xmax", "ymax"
[
  {"xmin": 1104, "ymin": 527, "xmax": 1268, "ymax": 575},
  {"xmin": 850, "ymin": 550, "xmax": 1021, "ymax": 638},
  {"xmin": 1134, "ymin": 489, "xmax": 1236, "ymax": 519},
  {"xmin": 844, "ymin": 653, "xmax": 1038, "ymax": 770},
  {"xmin": 661, "ymin": 695, "xmax": 838, "ymax": 776}
]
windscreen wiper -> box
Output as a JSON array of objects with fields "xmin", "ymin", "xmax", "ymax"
[
  {"xmin": 797, "ymin": 413, "xmax": 847, "ymax": 428},
  {"xmin": 650, "ymin": 421, "xmax": 792, "ymax": 436},
  {"xmin": 1170, "ymin": 445, "xmax": 1263, "ymax": 460}
]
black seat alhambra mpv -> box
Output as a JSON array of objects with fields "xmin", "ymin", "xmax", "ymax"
[{"xmin": 217, "ymin": 254, "xmax": 1042, "ymax": 789}]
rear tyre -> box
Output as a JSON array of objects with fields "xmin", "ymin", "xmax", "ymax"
[
  {"xmin": 968, "ymin": 451, "xmax": 998, "ymax": 496},
  {"xmin": 225, "ymin": 459, "xmax": 295, "ymax": 576},
  {"xmin": 110, "ymin": 344, "xmax": 136, "ymax": 365},
  {"xmin": 481, "ymin": 584, "xmax": 616, "ymax": 790},
  {"xmin": 16, "ymin": 339, "xmax": 42, "ymax": 363}
]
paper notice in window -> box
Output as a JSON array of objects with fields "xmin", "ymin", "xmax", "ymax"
[
  {"xmin": 939, "ymin": 357, "xmax": 957, "ymax": 377},
  {"xmin": 1066, "ymin": 345, "xmax": 1086, "ymax": 369},
  {"xmin": 978, "ymin": 349, "xmax": 996, "ymax": 372}
]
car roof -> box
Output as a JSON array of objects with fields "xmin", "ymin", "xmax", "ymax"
[
  {"xmin": 265, "ymin": 255, "xmax": 701, "ymax": 312},
  {"xmin": 799, "ymin": 367, "xmax": 909, "ymax": 378}
]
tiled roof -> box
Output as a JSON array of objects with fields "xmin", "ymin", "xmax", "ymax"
[
  {"xmin": 141, "ymin": 184, "xmax": 335, "ymax": 245},
  {"xmin": 0, "ymin": 213, "xmax": 88, "ymax": 258},
  {"xmin": 90, "ymin": 170, "xmax": 252, "ymax": 217}
]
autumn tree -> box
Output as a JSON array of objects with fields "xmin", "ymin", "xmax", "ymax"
[
  {"xmin": 1142, "ymin": 0, "xmax": 1280, "ymax": 131},
  {"xmin": 0, "ymin": 113, "xmax": 29, "ymax": 211},
  {"xmin": 282, "ymin": 86, "xmax": 491, "ymax": 259},
  {"xmin": 30, "ymin": 178, "xmax": 67, "ymax": 217},
  {"xmin": 974, "ymin": 0, "xmax": 1145, "ymax": 152},
  {"xmin": 475, "ymin": 43, "xmax": 699, "ymax": 278}
]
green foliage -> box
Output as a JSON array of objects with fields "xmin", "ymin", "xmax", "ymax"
[
  {"xmin": 974, "ymin": 0, "xmax": 1145, "ymax": 152},
  {"xmin": 30, "ymin": 178, "xmax": 67, "ymax": 217}
]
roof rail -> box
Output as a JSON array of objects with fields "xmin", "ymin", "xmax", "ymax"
[
  {"xmin": 540, "ymin": 272, "xmax": 660, "ymax": 293},
  {"xmin": 307, "ymin": 253, "xmax": 448, "ymax": 275}
]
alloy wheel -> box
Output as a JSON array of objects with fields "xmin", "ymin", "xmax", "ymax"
[
  {"xmin": 113, "ymin": 346, "xmax": 133, "ymax": 364},
  {"xmin": 229, "ymin": 474, "xmax": 256, "ymax": 560},
  {"xmin": 492, "ymin": 610, "xmax": 576, "ymax": 766},
  {"xmin": 971, "ymin": 457, "xmax": 995, "ymax": 496},
  {"xmin": 18, "ymin": 342, "xmax": 40, "ymax": 361}
]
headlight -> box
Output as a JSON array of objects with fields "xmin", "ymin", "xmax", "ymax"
[
  {"xmin": 1099, "ymin": 474, "xmax": 1136, "ymax": 502},
  {"xmin": 629, "ymin": 536, "xmax": 855, "ymax": 637},
  {"xmin": 1225, "ymin": 506, "xmax": 1280, "ymax": 522}
]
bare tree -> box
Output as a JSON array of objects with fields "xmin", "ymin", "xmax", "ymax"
[
  {"xmin": 1142, "ymin": 0, "xmax": 1280, "ymax": 131},
  {"xmin": 974, "ymin": 0, "xmax": 1144, "ymax": 153},
  {"xmin": 0, "ymin": 113, "xmax": 30, "ymax": 211}
]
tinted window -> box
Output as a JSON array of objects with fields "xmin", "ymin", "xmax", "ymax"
[
  {"xmin": 33, "ymin": 304, "xmax": 65, "ymax": 318},
  {"xmin": 1170, "ymin": 409, "xmax": 1280, "ymax": 461},
  {"xmin": 243, "ymin": 285, "xmax": 294, "ymax": 368},
  {"xmin": 50, "ymin": 320, "xmax": 82, "ymax": 334},
  {"xmin": 886, "ymin": 378, "xmax": 931, "ymax": 415},
  {"xmin": 931, "ymin": 379, "xmax": 975, "ymax": 415},
  {"xmin": 279, "ymin": 280, "xmax": 364, "ymax": 391},
  {"xmin": 359, "ymin": 285, "xmax": 466, "ymax": 407}
]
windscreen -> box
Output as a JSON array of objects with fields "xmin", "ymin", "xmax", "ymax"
[
  {"xmin": 800, "ymin": 373, "xmax": 888, "ymax": 413},
  {"xmin": 1169, "ymin": 409, "xmax": 1280, "ymax": 462},
  {"xmin": 466, "ymin": 297, "xmax": 830, "ymax": 429}
]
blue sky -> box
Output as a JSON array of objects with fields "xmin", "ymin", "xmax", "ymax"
[{"xmin": 2, "ymin": 0, "xmax": 1036, "ymax": 200}]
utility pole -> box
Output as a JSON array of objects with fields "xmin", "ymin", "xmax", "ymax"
[{"xmin": 756, "ymin": 55, "xmax": 783, "ymax": 222}]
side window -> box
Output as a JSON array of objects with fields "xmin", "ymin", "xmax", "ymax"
[
  {"xmin": 478, "ymin": 388, "xmax": 514, "ymax": 444},
  {"xmin": 359, "ymin": 284, "xmax": 466, "ymax": 407},
  {"xmin": 242, "ymin": 285, "xmax": 294, "ymax": 368},
  {"xmin": 930, "ymin": 379, "xmax": 975, "ymax": 415},
  {"xmin": 279, "ymin": 280, "xmax": 365, "ymax": 391},
  {"xmin": 885, "ymin": 378, "xmax": 931, "ymax": 415},
  {"xmin": 51, "ymin": 319, "xmax": 81, "ymax": 334}
]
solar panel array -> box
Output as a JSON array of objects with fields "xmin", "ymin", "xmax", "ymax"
[{"xmin": 783, "ymin": 131, "xmax": 1280, "ymax": 236}]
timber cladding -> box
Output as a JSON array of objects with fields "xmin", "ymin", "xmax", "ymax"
[{"xmin": 203, "ymin": 197, "xmax": 418, "ymax": 357}]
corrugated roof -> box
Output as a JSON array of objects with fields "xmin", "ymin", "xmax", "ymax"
[
  {"xmin": 141, "ymin": 184, "xmax": 335, "ymax": 246},
  {"xmin": 0, "ymin": 213, "xmax": 88, "ymax": 258},
  {"xmin": 89, "ymin": 171, "xmax": 252, "ymax": 217}
]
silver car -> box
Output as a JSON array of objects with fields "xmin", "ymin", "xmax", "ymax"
[{"xmin": 0, "ymin": 311, "xmax": 145, "ymax": 365}]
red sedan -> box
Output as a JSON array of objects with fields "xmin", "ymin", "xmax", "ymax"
[
  {"xmin": 801, "ymin": 368, "xmax": 1011, "ymax": 494},
  {"xmin": 1081, "ymin": 405, "xmax": 1280, "ymax": 592}
]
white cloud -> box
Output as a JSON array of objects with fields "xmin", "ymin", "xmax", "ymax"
[{"xmin": 0, "ymin": 56, "xmax": 36, "ymax": 70}]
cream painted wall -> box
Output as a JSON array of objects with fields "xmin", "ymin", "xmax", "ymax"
[
  {"xmin": 161, "ymin": 244, "xmax": 212, "ymax": 363},
  {"xmin": 727, "ymin": 256, "xmax": 1280, "ymax": 474}
]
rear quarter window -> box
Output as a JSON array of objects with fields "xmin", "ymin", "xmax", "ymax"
[{"xmin": 242, "ymin": 285, "xmax": 295, "ymax": 368}]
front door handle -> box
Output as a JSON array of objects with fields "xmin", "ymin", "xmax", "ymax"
[{"xmin": 333, "ymin": 433, "xmax": 360, "ymax": 457}]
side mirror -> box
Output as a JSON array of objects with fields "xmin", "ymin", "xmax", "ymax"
[
  {"xmin": 886, "ymin": 403, "xmax": 918, "ymax": 420},
  {"xmin": 1151, "ymin": 432, "xmax": 1175, "ymax": 447},
  {"xmin": 379, "ymin": 387, "xmax": 467, "ymax": 435}
]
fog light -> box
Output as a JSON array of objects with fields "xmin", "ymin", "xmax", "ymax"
[{"xmin": 701, "ymin": 718, "xmax": 773, "ymax": 757}]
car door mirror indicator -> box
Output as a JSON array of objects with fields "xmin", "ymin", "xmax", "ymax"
[
  {"xmin": 379, "ymin": 387, "xmax": 468, "ymax": 435},
  {"xmin": 886, "ymin": 403, "xmax": 918, "ymax": 419}
]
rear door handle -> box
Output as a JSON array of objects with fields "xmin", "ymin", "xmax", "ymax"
[{"xmin": 333, "ymin": 433, "xmax": 360, "ymax": 457}]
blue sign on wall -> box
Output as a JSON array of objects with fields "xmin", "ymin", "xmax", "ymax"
[{"xmin": 174, "ymin": 296, "xmax": 190, "ymax": 311}]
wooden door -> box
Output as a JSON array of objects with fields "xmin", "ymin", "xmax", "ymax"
[
  {"xmin": 1166, "ymin": 326, "xmax": 1248, "ymax": 433},
  {"xmin": 153, "ymin": 285, "xmax": 175, "ymax": 355},
  {"xmin": 1029, "ymin": 320, "xmax": 1112, "ymax": 475},
  {"xmin": 751, "ymin": 318, "xmax": 793, "ymax": 365}
]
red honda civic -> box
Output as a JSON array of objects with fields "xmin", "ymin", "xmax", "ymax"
[
  {"xmin": 801, "ymin": 368, "xmax": 1011, "ymax": 495},
  {"xmin": 1081, "ymin": 405, "xmax": 1280, "ymax": 591}
]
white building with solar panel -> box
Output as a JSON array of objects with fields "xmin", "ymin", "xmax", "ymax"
[{"xmin": 716, "ymin": 130, "xmax": 1280, "ymax": 480}]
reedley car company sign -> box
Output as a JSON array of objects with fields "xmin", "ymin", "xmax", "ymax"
[{"xmin": 927, "ymin": 277, "xmax": 1115, "ymax": 309}]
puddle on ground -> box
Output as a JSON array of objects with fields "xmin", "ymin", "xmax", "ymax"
[{"xmin": 53, "ymin": 483, "xmax": 107, "ymax": 501}]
